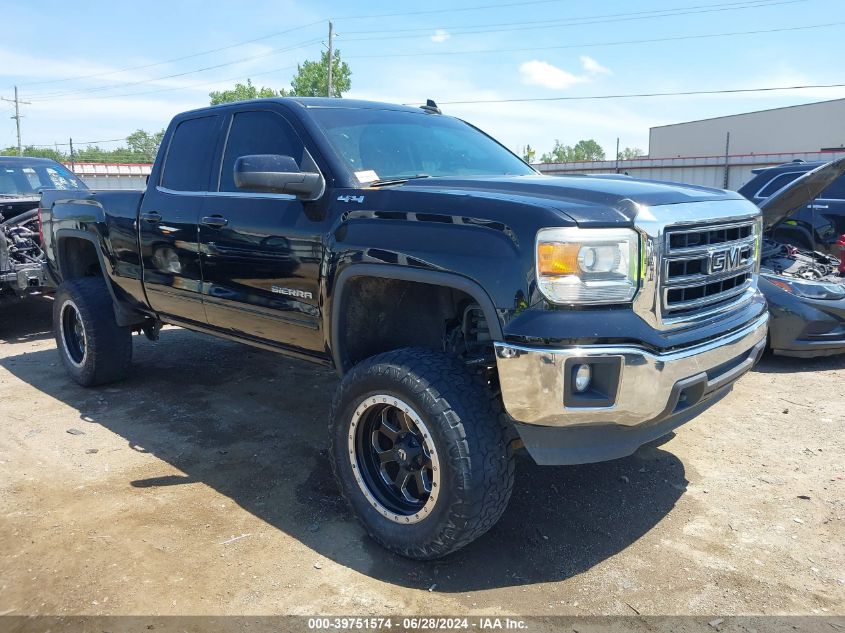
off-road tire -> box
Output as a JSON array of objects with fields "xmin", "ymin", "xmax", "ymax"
[
  {"xmin": 329, "ymin": 347, "xmax": 514, "ymax": 560},
  {"xmin": 53, "ymin": 278, "xmax": 132, "ymax": 387}
]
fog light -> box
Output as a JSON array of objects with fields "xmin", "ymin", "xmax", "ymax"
[{"xmin": 573, "ymin": 364, "xmax": 592, "ymax": 393}]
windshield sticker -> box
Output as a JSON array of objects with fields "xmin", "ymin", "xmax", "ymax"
[{"xmin": 355, "ymin": 170, "xmax": 379, "ymax": 184}]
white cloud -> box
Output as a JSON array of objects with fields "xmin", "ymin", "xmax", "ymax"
[
  {"xmin": 580, "ymin": 56, "xmax": 612, "ymax": 76},
  {"xmin": 346, "ymin": 63, "xmax": 656, "ymax": 154},
  {"xmin": 430, "ymin": 29, "xmax": 451, "ymax": 43},
  {"xmin": 519, "ymin": 56, "xmax": 612, "ymax": 90},
  {"xmin": 519, "ymin": 60, "xmax": 587, "ymax": 90}
]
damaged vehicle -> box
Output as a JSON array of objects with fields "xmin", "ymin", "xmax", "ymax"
[
  {"xmin": 754, "ymin": 158, "xmax": 845, "ymax": 357},
  {"xmin": 739, "ymin": 159, "xmax": 845, "ymax": 256},
  {"xmin": 1, "ymin": 157, "xmax": 87, "ymax": 304}
]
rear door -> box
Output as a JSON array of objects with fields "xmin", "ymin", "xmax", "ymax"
[
  {"xmin": 198, "ymin": 106, "xmax": 325, "ymax": 353},
  {"xmin": 139, "ymin": 114, "xmax": 222, "ymax": 324}
]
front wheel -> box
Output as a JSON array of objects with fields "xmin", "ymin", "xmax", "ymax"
[
  {"xmin": 53, "ymin": 278, "xmax": 133, "ymax": 387},
  {"xmin": 329, "ymin": 348, "xmax": 514, "ymax": 560}
]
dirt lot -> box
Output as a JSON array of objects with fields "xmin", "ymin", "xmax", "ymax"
[{"xmin": 0, "ymin": 297, "xmax": 843, "ymax": 621}]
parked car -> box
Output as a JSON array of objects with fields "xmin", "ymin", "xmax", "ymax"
[
  {"xmin": 39, "ymin": 98, "xmax": 768, "ymax": 559},
  {"xmin": 1, "ymin": 157, "xmax": 87, "ymax": 303},
  {"xmin": 738, "ymin": 159, "xmax": 845, "ymax": 256},
  {"xmin": 752, "ymin": 158, "xmax": 845, "ymax": 357}
]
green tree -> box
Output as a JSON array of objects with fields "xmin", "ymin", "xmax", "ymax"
[
  {"xmin": 209, "ymin": 78, "xmax": 280, "ymax": 105},
  {"xmin": 2, "ymin": 130, "xmax": 165, "ymax": 164},
  {"xmin": 208, "ymin": 50, "xmax": 352, "ymax": 105},
  {"xmin": 288, "ymin": 49, "xmax": 351, "ymax": 97},
  {"xmin": 522, "ymin": 144, "xmax": 536, "ymax": 164},
  {"xmin": 126, "ymin": 129, "xmax": 166, "ymax": 162},
  {"xmin": 539, "ymin": 139, "xmax": 606, "ymax": 163},
  {"xmin": 617, "ymin": 147, "xmax": 645, "ymax": 160},
  {"xmin": 1, "ymin": 146, "xmax": 66, "ymax": 161},
  {"xmin": 540, "ymin": 140, "xmax": 567, "ymax": 163}
]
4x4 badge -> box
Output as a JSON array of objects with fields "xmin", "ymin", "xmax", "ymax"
[{"xmin": 337, "ymin": 195, "xmax": 365, "ymax": 203}]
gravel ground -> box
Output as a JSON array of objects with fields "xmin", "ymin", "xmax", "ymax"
[{"xmin": 0, "ymin": 296, "xmax": 842, "ymax": 624}]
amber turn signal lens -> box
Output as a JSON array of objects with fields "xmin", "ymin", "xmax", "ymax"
[{"xmin": 537, "ymin": 242, "xmax": 580, "ymax": 275}]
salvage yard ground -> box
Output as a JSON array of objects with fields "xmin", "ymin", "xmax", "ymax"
[{"xmin": 0, "ymin": 297, "xmax": 843, "ymax": 618}]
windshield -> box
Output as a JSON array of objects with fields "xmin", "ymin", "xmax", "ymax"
[
  {"xmin": 310, "ymin": 108, "xmax": 535, "ymax": 183},
  {"xmin": 0, "ymin": 162, "xmax": 87, "ymax": 196}
]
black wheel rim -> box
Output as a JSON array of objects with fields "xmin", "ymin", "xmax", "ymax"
[
  {"xmin": 351, "ymin": 398, "xmax": 439, "ymax": 522},
  {"xmin": 61, "ymin": 301, "xmax": 86, "ymax": 365}
]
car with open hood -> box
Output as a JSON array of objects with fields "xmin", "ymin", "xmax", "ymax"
[
  {"xmin": 0, "ymin": 157, "xmax": 86, "ymax": 304},
  {"xmin": 750, "ymin": 158, "xmax": 845, "ymax": 357},
  {"xmin": 738, "ymin": 158, "xmax": 845, "ymax": 256}
]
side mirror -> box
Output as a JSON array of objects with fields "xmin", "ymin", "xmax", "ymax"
[{"xmin": 234, "ymin": 154, "xmax": 324, "ymax": 200}]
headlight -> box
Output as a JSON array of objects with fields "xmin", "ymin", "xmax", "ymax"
[
  {"xmin": 536, "ymin": 227, "xmax": 639, "ymax": 304},
  {"xmin": 766, "ymin": 275, "xmax": 845, "ymax": 300}
]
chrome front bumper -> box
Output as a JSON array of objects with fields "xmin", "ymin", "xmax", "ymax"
[{"xmin": 495, "ymin": 312, "xmax": 768, "ymax": 428}]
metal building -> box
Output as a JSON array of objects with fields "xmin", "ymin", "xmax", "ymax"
[
  {"xmin": 537, "ymin": 98, "xmax": 845, "ymax": 190},
  {"xmin": 649, "ymin": 98, "xmax": 845, "ymax": 158}
]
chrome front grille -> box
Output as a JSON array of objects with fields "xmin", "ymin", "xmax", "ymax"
[{"xmin": 661, "ymin": 220, "xmax": 758, "ymax": 321}]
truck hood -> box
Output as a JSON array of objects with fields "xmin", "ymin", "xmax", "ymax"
[
  {"xmin": 757, "ymin": 157, "xmax": 845, "ymax": 229},
  {"xmin": 0, "ymin": 195, "xmax": 40, "ymax": 222},
  {"xmin": 398, "ymin": 174, "xmax": 744, "ymax": 225}
]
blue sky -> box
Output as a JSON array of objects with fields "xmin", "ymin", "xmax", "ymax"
[{"xmin": 1, "ymin": 0, "xmax": 843, "ymax": 159}]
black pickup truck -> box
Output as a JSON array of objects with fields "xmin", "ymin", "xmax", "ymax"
[{"xmin": 40, "ymin": 98, "xmax": 768, "ymax": 559}]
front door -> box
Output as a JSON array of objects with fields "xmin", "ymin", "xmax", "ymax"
[
  {"xmin": 199, "ymin": 108, "xmax": 324, "ymax": 354},
  {"xmin": 139, "ymin": 114, "xmax": 222, "ymax": 324}
]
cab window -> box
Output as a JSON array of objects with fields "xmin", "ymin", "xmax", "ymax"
[
  {"xmin": 218, "ymin": 111, "xmax": 305, "ymax": 193},
  {"xmin": 160, "ymin": 115, "xmax": 219, "ymax": 192}
]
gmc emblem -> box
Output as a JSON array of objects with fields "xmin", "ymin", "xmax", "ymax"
[{"xmin": 707, "ymin": 245, "xmax": 743, "ymax": 274}]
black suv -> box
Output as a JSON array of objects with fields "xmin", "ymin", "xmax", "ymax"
[{"xmin": 738, "ymin": 159, "xmax": 845, "ymax": 255}]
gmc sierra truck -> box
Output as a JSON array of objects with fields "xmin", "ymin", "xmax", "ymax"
[{"xmin": 40, "ymin": 98, "xmax": 768, "ymax": 559}]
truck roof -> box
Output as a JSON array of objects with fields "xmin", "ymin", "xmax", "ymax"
[
  {"xmin": 179, "ymin": 97, "xmax": 426, "ymax": 118},
  {"xmin": 0, "ymin": 156, "xmax": 65, "ymax": 166}
]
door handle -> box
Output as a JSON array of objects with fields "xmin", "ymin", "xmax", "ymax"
[
  {"xmin": 140, "ymin": 211, "xmax": 162, "ymax": 224},
  {"xmin": 201, "ymin": 215, "xmax": 229, "ymax": 229}
]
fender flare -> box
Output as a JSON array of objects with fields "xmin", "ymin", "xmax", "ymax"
[
  {"xmin": 330, "ymin": 263, "xmax": 503, "ymax": 374},
  {"xmin": 54, "ymin": 229, "xmax": 146, "ymax": 327}
]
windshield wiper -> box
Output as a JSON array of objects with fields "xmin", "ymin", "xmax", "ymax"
[{"xmin": 369, "ymin": 174, "xmax": 431, "ymax": 187}]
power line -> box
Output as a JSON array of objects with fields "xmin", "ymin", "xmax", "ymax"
[
  {"xmin": 28, "ymin": 37, "xmax": 322, "ymax": 100},
  {"xmin": 346, "ymin": 21, "xmax": 844, "ymax": 59},
  {"xmin": 333, "ymin": 0, "xmax": 566, "ymax": 20},
  {"xmin": 341, "ymin": 0, "xmax": 799, "ymax": 36},
  {"xmin": 29, "ymin": 138, "xmax": 127, "ymax": 148},
  {"xmin": 0, "ymin": 87, "xmax": 31, "ymax": 155},
  {"xmin": 15, "ymin": 20, "xmax": 326, "ymax": 89},
  {"xmin": 31, "ymin": 64, "xmax": 300, "ymax": 103},
  {"xmin": 406, "ymin": 83, "xmax": 845, "ymax": 106},
  {"xmin": 7, "ymin": 0, "xmax": 567, "ymax": 92},
  {"xmin": 344, "ymin": 0, "xmax": 807, "ymax": 41}
]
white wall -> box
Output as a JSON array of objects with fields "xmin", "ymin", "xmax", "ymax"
[
  {"xmin": 535, "ymin": 150, "xmax": 845, "ymax": 191},
  {"xmin": 68, "ymin": 163, "xmax": 151, "ymax": 190},
  {"xmin": 649, "ymin": 99, "xmax": 845, "ymax": 158}
]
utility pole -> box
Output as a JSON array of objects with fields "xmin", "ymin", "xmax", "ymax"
[
  {"xmin": 615, "ymin": 137, "xmax": 620, "ymax": 173},
  {"xmin": 1, "ymin": 86, "xmax": 31, "ymax": 156},
  {"xmin": 722, "ymin": 131, "xmax": 731, "ymax": 189},
  {"xmin": 327, "ymin": 21, "xmax": 334, "ymax": 98},
  {"xmin": 69, "ymin": 138, "xmax": 75, "ymax": 172}
]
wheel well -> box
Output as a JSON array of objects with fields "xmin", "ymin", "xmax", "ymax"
[
  {"xmin": 59, "ymin": 237, "xmax": 102, "ymax": 280},
  {"xmin": 336, "ymin": 277, "xmax": 494, "ymax": 372}
]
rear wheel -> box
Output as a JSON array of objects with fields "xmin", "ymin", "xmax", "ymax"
[
  {"xmin": 329, "ymin": 347, "xmax": 514, "ymax": 560},
  {"xmin": 53, "ymin": 278, "xmax": 133, "ymax": 386}
]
